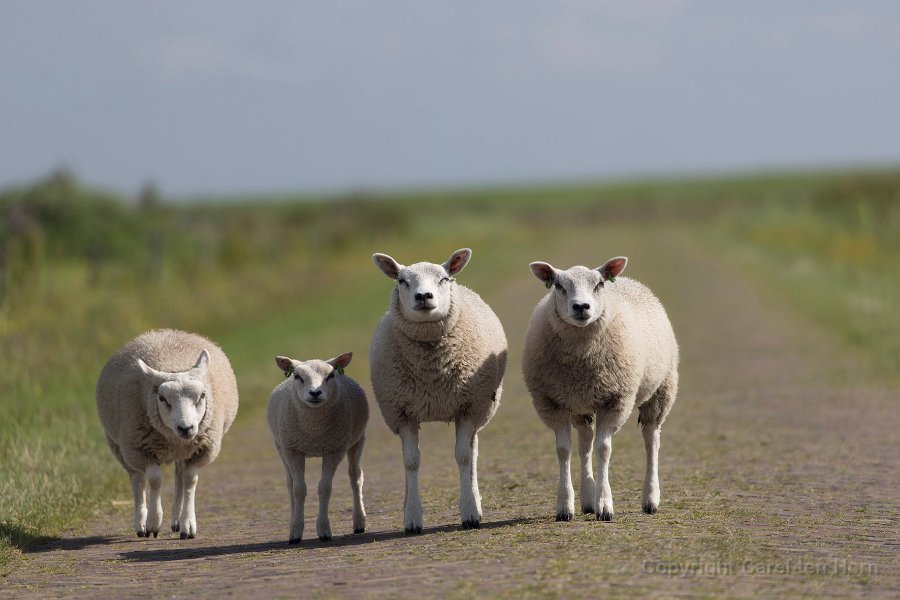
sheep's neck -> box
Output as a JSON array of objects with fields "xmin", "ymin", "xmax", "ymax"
[{"xmin": 390, "ymin": 286, "xmax": 461, "ymax": 343}]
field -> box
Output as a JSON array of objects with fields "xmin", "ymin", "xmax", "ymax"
[{"xmin": 1, "ymin": 169, "xmax": 898, "ymax": 597}]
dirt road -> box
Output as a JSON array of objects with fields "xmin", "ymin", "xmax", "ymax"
[{"xmin": 4, "ymin": 226, "xmax": 898, "ymax": 598}]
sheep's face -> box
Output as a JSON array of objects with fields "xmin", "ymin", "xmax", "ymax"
[
  {"xmin": 138, "ymin": 350, "xmax": 211, "ymax": 441},
  {"xmin": 529, "ymin": 257, "xmax": 628, "ymax": 328},
  {"xmin": 275, "ymin": 353, "xmax": 353, "ymax": 409},
  {"xmin": 373, "ymin": 248, "xmax": 471, "ymax": 323}
]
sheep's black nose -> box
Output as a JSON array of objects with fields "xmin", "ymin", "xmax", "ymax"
[
  {"xmin": 309, "ymin": 390, "xmax": 322, "ymax": 398},
  {"xmin": 415, "ymin": 292, "xmax": 434, "ymax": 301},
  {"xmin": 177, "ymin": 425, "xmax": 194, "ymax": 437},
  {"xmin": 573, "ymin": 302, "xmax": 591, "ymax": 312}
]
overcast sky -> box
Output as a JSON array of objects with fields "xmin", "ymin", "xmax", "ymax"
[{"xmin": 2, "ymin": 1, "xmax": 899, "ymax": 197}]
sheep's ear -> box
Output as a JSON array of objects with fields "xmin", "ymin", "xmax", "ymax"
[
  {"xmin": 327, "ymin": 352, "xmax": 353, "ymax": 372},
  {"xmin": 137, "ymin": 359, "xmax": 169, "ymax": 385},
  {"xmin": 443, "ymin": 248, "xmax": 471, "ymax": 276},
  {"xmin": 192, "ymin": 349, "xmax": 211, "ymax": 375},
  {"xmin": 598, "ymin": 256, "xmax": 628, "ymax": 282},
  {"xmin": 275, "ymin": 356, "xmax": 294, "ymax": 374},
  {"xmin": 529, "ymin": 261, "xmax": 556, "ymax": 288},
  {"xmin": 373, "ymin": 253, "xmax": 402, "ymax": 280}
]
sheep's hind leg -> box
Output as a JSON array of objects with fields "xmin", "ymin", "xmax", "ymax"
[
  {"xmin": 171, "ymin": 461, "xmax": 184, "ymax": 533},
  {"xmin": 455, "ymin": 417, "xmax": 482, "ymax": 529},
  {"xmin": 553, "ymin": 425, "xmax": 575, "ymax": 521},
  {"xmin": 399, "ymin": 422, "xmax": 423, "ymax": 534},
  {"xmin": 639, "ymin": 371, "xmax": 677, "ymax": 514},
  {"xmin": 145, "ymin": 464, "xmax": 163, "ymax": 538},
  {"xmin": 573, "ymin": 416, "xmax": 596, "ymax": 515},
  {"xmin": 316, "ymin": 452, "xmax": 343, "ymax": 541},
  {"xmin": 347, "ymin": 435, "xmax": 367, "ymax": 534}
]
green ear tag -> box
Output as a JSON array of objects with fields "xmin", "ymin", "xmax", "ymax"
[
  {"xmin": 608, "ymin": 275, "xmax": 616, "ymax": 283},
  {"xmin": 283, "ymin": 367, "xmax": 293, "ymax": 378},
  {"xmin": 545, "ymin": 280, "xmax": 552, "ymax": 289},
  {"xmin": 336, "ymin": 365, "xmax": 345, "ymax": 376}
]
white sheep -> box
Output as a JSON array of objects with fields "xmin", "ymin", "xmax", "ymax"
[
  {"xmin": 370, "ymin": 248, "xmax": 507, "ymax": 533},
  {"xmin": 267, "ymin": 352, "xmax": 368, "ymax": 543},
  {"xmin": 522, "ymin": 257, "xmax": 678, "ymax": 521},
  {"xmin": 96, "ymin": 329, "xmax": 239, "ymax": 539}
]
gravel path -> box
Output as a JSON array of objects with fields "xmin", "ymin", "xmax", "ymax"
[{"xmin": 5, "ymin": 227, "xmax": 898, "ymax": 599}]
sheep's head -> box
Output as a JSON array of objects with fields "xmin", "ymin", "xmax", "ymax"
[
  {"xmin": 529, "ymin": 257, "xmax": 628, "ymax": 327},
  {"xmin": 373, "ymin": 248, "xmax": 471, "ymax": 323},
  {"xmin": 274, "ymin": 353, "xmax": 352, "ymax": 409},
  {"xmin": 137, "ymin": 350, "xmax": 211, "ymax": 441}
]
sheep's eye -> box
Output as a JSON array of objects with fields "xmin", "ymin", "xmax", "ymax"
[
  {"xmin": 554, "ymin": 282, "xmax": 565, "ymax": 293},
  {"xmin": 199, "ymin": 392, "xmax": 207, "ymax": 401},
  {"xmin": 439, "ymin": 277, "xmax": 450, "ymax": 285},
  {"xmin": 398, "ymin": 278, "xmax": 408, "ymax": 287},
  {"xmin": 326, "ymin": 371, "xmax": 335, "ymax": 380},
  {"xmin": 293, "ymin": 373, "xmax": 304, "ymax": 383},
  {"xmin": 594, "ymin": 281, "xmax": 605, "ymax": 291},
  {"xmin": 158, "ymin": 395, "xmax": 169, "ymax": 406}
]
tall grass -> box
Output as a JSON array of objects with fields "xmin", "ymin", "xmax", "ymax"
[{"xmin": 701, "ymin": 170, "xmax": 900, "ymax": 376}]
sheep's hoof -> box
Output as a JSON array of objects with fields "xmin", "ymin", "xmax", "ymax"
[
  {"xmin": 555, "ymin": 512, "xmax": 573, "ymax": 522},
  {"xmin": 171, "ymin": 523, "xmax": 179, "ymax": 533},
  {"xmin": 152, "ymin": 531, "xmax": 158, "ymax": 538},
  {"xmin": 581, "ymin": 505, "xmax": 595, "ymax": 515},
  {"xmin": 353, "ymin": 528, "xmax": 365, "ymax": 535},
  {"xmin": 318, "ymin": 535, "xmax": 332, "ymax": 542},
  {"xmin": 642, "ymin": 502, "xmax": 658, "ymax": 515},
  {"xmin": 136, "ymin": 531, "xmax": 147, "ymax": 538},
  {"xmin": 404, "ymin": 526, "xmax": 423, "ymax": 535},
  {"xmin": 461, "ymin": 518, "xmax": 481, "ymax": 530},
  {"xmin": 288, "ymin": 537, "xmax": 302, "ymax": 545},
  {"xmin": 179, "ymin": 532, "xmax": 195, "ymax": 540},
  {"xmin": 597, "ymin": 509, "xmax": 614, "ymax": 522}
]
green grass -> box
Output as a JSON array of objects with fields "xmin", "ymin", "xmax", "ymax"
[{"xmin": 2, "ymin": 166, "xmax": 899, "ymax": 573}]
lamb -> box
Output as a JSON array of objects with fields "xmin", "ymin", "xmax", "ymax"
[
  {"xmin": 370, "ymin": 248, "xmax": 507, "ymax": 533},
  {"xmin": 267, "ymin": 352, "xmax": 368, "ymax": 543},
  {"xmin": 96, "ymin": 329, "xmax": 239, "ymax": 539},
  {"xmin": 522, "ymin": 256, "xmax": 678, "ymax": 521}
]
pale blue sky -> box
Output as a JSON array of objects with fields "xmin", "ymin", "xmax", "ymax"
[{"xmin": 2, "ymin": 1, "xmax": 899, "ymax": 197}]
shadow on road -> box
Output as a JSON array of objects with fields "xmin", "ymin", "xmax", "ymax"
[
  {"xmin": 117, "ymin": 516, "xmax": 539, "ymax": 563},
  {"xmin": 24, "ymin": 534, "xmax": 122, "ymax": 553}
]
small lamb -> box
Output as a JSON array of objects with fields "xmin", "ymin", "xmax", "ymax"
[
  {"xmin": 522, "ymin": 257, "xmax": 678, "ymax": 521},
  {"xmin": 267, "ymin": 352, "xmax": 368, "ymax": 544},
  {"xmin": 96, "ymin": 329, "xmax": 239, "ymax": 539},
  {"xmin": 370, "ymin": 248, "xmax": 507, "ymax": 533}
]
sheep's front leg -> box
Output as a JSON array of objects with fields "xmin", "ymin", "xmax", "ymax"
[
  {"xmin": 399, "ymin": 422, "xmax": 423, "ymax": 534},
  {"xmin": 178, "ymin": 464, "xmax": 201, "ymax": 539},
  {"xmin": 554, "ymin": 425, "xmax": 575, "ymax": 521},
  {"xmin": 283, "ymin": 449, "xmax": 307, "ymax": 544},
  {"xmin": 145, "ymin": 464, "xmax": 163, "ymax": 537},
  {"xmin": 594, "ymin": 426, "xmax": 615, "ymax": 521},
  {"xmin": 455, "ymin": 418, "xmax": 482, "ymax": 529},
  {"xmin": 317, "ymin": 452, "xmax": 343, "ymax": 542},
  {"xmin": 347, "ymin": 436, "xmax": 367, "ymax": 534},
  {"xmin": 171, "ymin": 461, "xmax": 184, "ymax": 533},
  {"xmin": 129, "ymin": 470, "xmax": 148, "ymax": 537},
  {"xmin": 574, "ymin": 418, "xmax": 597, "ymax": 514}
]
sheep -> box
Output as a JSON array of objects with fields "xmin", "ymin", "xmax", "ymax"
[
  {"xmin": 370, "ymin": 248, "xmax": 507, "ymax": 533},
  {"xmin": 96, "ymin": 329, "xmax": 239, "ymax": 539},
  {"xmin": 522, "ymin": 256, "xmax": 678, "ymax": 521},
  {"xmin": 267, "ymin": 352, "xmax": 368, "ymax": 544}
]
